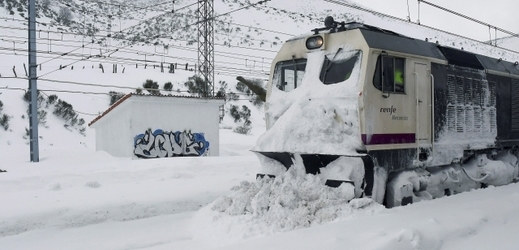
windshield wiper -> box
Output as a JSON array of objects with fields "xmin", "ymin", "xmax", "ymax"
[{"xmin": 322, "ymin": 48, "xmax": 342, "ymax": 83}]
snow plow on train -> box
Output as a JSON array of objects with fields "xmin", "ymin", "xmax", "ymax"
[{"xmin": 246, "ymin": 16, "xmax": 519, "ymax": 207}]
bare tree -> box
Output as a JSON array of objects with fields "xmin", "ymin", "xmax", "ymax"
[
  {"xmin": 41, "ymin": 0, "xmax": 52, "ymax": 10},
  {"xmin": 57, "ymin": 7, "xmax": 73, "ymax": 26}
]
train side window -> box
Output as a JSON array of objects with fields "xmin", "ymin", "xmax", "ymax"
[{"xmin": 373, "ymin": 55, "xmax": 406, "ymax": 94}]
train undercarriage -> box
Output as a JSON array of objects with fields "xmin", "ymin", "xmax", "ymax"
[{"xmin": 256, "ymin": 148, "xmax": 519, "ymax": 208}]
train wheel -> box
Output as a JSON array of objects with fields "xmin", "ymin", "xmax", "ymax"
[{"xmin": 385, "ymin": 170, "xmax": 431, "ymax": 207}]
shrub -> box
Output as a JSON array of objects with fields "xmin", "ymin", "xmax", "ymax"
[
  {"xmin": 53, "ymin": 99, "xmax": 76, "ymax": 121},
  {"xmin": 23, "ymin": 91, "xmax": 31, "ymax": 101},
  {"xmin": 0, "ymin": 114, "xmax": 9, "ymax": 130},
  {"xmin": 216, "ymin": 81, "xmax": 227, "ymax": 99},
  {"xmin": 22, "ymin": 107, "xmax": 47, "ymax": 125},
  {"xmin": 70, "ymin": 115, "xmax": 78, "ymax": 126},
  {"xmin": 0, "ymin": 100, "xmax": 3, "ymax": 111},
  {"xmin": 240, "ymin": 105, "xmax": 251, "ymax": 122},
  {"xmin": 108, "ymin": 91, "xmax": 125, "ymax": 105},
  {"xmin": 227, "ymin": 92, "xmax": 239, "ymax": 101},
  {"xmin": 37, "ymin": 109, "xmax": 47, "ymax": 125},
  {"xmin": 229, "ymin": 105, "xmax": 251, "ymax": 124},
  {"xmin": 216, "ymin": 90, "xmax": 225, "ymax": 98},
  {"xmin": 57, "ymin": 7, "xmax": 73, "ymax": 26},
  {"xmin": 24, "ymin": 91, "xmax": 46, "ymax": 109},
  {"xmin": 47, "ymin": 94, "xmax": 58, "ymax": 105},
  {"xmin": 136, "ymin": 88, "xmax": 143, "ymax": 94},
  {"xmin": 229, "ymin": 105, "xmax": 240, "ymax": 122},
  {"xmin": 163, "ymin": 82, "xmax": 173, "ymax": 91},
  {"xmin": 184, "ymin": 75, "xmax": 209, "ymax": 96},
  {"xmin": 233, "ymin": 125, "xmax": 251, "ymax": 135},
  {"xmin": 250, "ymin": 94, "xmax": 264, "ymax": 107},
  {"xmin": 143, "ymin": 79, "xmax": 160, "ymax": 94},
  {"xmin": 41, "ymin": 0, "xmax": 51, "ymax": 10}
]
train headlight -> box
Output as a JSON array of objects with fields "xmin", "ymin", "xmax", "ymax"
[{"xmin": 306, "ymin": 36, "xmax": 324, "ymax": 50}]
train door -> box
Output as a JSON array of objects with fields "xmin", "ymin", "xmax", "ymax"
[
  {"xmin": 414, "ymin": 62, "xmax": 432, "ymax": 146},
  {"xmin": 363, "ymin": 53, "xmax": 417, "ymax": 148}
]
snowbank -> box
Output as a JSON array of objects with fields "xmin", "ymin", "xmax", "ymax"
[{"xmin": 191, "ymin": 154, "xmax": 384, "ymax": 246}]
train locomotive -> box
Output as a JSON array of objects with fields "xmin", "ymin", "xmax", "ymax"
[{"xmin": 253, "ymin": 17, "xmax": 519, "ymax": 207}]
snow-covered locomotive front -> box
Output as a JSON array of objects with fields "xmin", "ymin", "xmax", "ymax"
[
  {"xmin": 254, "ymin": 17, "xmax": 519, "ymax": 207},
  {"xmin": 254, "ymin": 20, "xmax": 372, "ymax": 198}
]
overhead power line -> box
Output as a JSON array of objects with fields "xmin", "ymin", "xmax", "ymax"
[
  {"xmin": 0, "ymin": 50, "xmax": 270, "ymax": 79},
  {"xmin": 27, "ymin": 0, "xmax": 275, "ymax": 78},
  {"xmin": 1, "ymin": 78, "xmax": 266, "ymax": 98},
  {"xmin": 0, "ymin": 0, "xmax": 278, "ymax": 80},
  {"xmin": 0, "ymin": 31, "xmax": 276, "ymax": 64},
  {"xmin": 417, "ymin": 0, "xmax": 519, "ymax": 39},
  {"xmin": 28, "ymin": 1, "xmax": 201, "ymax": 69},
  {"xmin": 322, "ymin": 0, "xmax": 519, "ymax": 56}
]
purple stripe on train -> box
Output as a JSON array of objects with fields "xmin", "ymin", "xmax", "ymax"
[{"xmin": 361, "ymin": 133, "xmax": 416, "ymax": 145}]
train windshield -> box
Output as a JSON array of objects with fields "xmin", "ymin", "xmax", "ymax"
[
  {"xmin": 273, "ymin": 58, "xmax": 307, "ymax": 92},
  {"xmin": 320, "ymin": 49, "xmax": 361, "ymax": 85}
]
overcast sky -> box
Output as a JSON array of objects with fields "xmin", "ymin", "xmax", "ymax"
[{"xmin": 349, "ymin": 0, "xmax": 519, "ymax": 42}]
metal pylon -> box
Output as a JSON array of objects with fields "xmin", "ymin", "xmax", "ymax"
[{"xmin": 197, "ymin": 0, "xmax": 214, "ymax": 97}]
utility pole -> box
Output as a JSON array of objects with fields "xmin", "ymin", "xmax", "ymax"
[
  {"xmin": 28, "ymin": 0, "xmax": 39, "ymax": 162},
  {"xmin": 197, "ymin": 0, "xmax": 214, "ymax": 97}
]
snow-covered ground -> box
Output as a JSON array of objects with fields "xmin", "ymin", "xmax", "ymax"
[{"xmin": 2, "ymin": 129, "xmax": 519, "ymax": 250}]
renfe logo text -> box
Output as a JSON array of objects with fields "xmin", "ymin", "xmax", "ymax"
[{"xmin": 380, "ymin": 106, "xmax": 397, "ymax": 115}]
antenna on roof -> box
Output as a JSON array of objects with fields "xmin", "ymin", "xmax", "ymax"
[
  {"xmin": 312, "ymin": 16, "xmax": 346, "ymax": 34},
  {"xmin": 324, "ymin": 16, "xmax": 335, "ymax": 29},
  {"xmin": 324, "ymin": 16, "xmax": 345, "ymax": 31}
]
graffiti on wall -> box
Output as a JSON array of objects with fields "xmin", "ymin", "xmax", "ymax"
[{"xmin": 134, "ymin": 129, "xmax": 210, "ymax": 158}]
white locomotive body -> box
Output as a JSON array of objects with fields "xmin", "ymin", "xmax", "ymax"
[{"xmin": 255, "ymin": 17, "xmax": 519, "ymax": 207}]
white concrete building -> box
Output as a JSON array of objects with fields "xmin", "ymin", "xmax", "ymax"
[{"xmin": 89, "ymin": 93, "xmax": 224, "ymax": 158}]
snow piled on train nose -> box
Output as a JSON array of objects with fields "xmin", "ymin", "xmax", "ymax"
[
  {"xmin": 256, "ymin": 98, "xmax": 362, "ymax": 155},
  {"xmin": 254, "ymin": 47, "xmax": 364, "ymax": 155}
]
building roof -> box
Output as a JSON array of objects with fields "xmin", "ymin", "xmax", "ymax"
[{"xmin": 88, "ymin": 93, "xmax": 224, "ymax": 127}]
